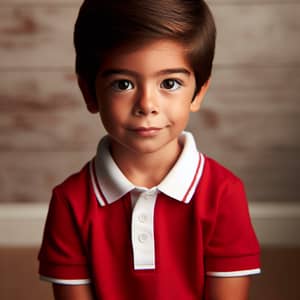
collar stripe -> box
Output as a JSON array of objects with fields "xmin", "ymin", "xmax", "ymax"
[
  {"xmin": 89, "ymin": 159, "xmax": 108, "ymax": 207},
  {"xmin": 182, "ymin": 153, "xmax": 205, "ymax": 204}
]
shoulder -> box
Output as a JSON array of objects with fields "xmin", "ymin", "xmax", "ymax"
[
  {"xmin": 202, "ymin": 155, "xmax": 243, "ymax": 187},
  {"xmin": 46, "ymin": 160, "xmax": 96, "ymax": 226},
  {"xmin": 193, "ymin": 154, "xmax": 247, "ymax": 207},
  {"xmin": 52, "ymin": 161, "xmax": 92, "ymax": 204}
]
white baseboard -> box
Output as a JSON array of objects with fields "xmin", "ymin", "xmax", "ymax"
[
  {"xmin": 0, "ymin": 204, "xmax": 48, "ymax": 247},
  {"xmin": 249, "ymin": 202, "xmax": 300, "ymax": 247},
  {"xmin": 0, "ymin": 202, "xmax": 299, "ymax": 246}
]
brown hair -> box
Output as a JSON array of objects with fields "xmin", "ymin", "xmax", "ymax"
[{"xmin": 74, "ymin": 0, "xmax": 216, "ymax": 95}]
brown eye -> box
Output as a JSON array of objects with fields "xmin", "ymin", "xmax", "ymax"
[
  {"xmin": 112, "ymin": 80, "xmax": 134, "ymax": 91},
  {"xmin": 161, "ymin": 79, "xmax": 182, "ymax": 91}
]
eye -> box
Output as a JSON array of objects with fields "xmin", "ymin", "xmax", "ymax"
[
  {"xmin": 160, "ymin": 79, "xmax": 182, "ymax": 91},
  {"xmin": 111, "ymin": 80, "xmax": 134, "ymax": 91}
]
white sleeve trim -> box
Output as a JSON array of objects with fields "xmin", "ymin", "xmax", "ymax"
[
  {"xmin": 40, "ymin": 275, "xmax": 91, "ymax": 285},
  {"xmin": 206, "ymin": 268, "xmax": 261, "ymax": 277}
]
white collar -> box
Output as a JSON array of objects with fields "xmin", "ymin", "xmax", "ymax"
[{"xmin": 89, "ymin": 131, "xmax": 205, "ymax": 207}]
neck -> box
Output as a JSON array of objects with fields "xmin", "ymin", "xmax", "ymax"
[{"xmin": 110, "ymin": 140, "xmax": 182, "ymax": 188}]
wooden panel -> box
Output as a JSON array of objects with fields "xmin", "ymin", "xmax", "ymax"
[
  {"xmin": 0, "ymin": 70, "xmax": 105, "ymax": 150},
  {"xmin": 0, "ymin": 70, "xmax": 79, "ymax": 112},
  {"xmin": 189, "ymin": 93, "xmax": 299, "ymax": 203},
  {"xmin": 0, "ymin": 110, "xmax": 103, "ymax": 151},
  {"xmin": 212, "ymin": 4, "xmax": 300, "ymax": 66},
  {"xmin": 211, "ymin": 67, "xmax": 300, "ymax": 91},
  {"xmin": 189, "ymin": 109, "xmax": 300, "ymax": 203},
  {"xmin": 0, "ymin": 151, "xmax": 93, "ymax": 203},
  {"xmin": 0, "ymin": 4, "xmax": 299, "ymax": 68},
  {"xmin": 0, "ymin": 6, "xmax": 77, "ymax": 68}
]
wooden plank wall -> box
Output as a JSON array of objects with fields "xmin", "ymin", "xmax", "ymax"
[{"xmin": 0, "ymin": 0, "xmax": 299, "ymax": 203}]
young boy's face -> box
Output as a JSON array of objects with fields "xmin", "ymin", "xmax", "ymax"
[{"xmin": 91, "ymin": 40, "xmax": 207, "ymax": 157}]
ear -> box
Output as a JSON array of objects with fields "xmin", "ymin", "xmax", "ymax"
[
  {"xmin": 190, "ymin": 78, "xmax": 211, "ymax": 112},
  {"xmin": 77, "ymin": 76, "xmax": 99, "ymax": 113}
]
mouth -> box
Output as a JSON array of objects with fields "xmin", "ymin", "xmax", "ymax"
[{"xmin": 129, "ymin": 127, "xmax": 162, "ymax": 137}]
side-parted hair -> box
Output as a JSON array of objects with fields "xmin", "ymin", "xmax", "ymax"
[{"xmin": 74, "ymin": 0, "xmax": 216, "ymax": 94}]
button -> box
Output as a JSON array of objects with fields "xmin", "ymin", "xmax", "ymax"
[
  {"xmin": 141, "ymin": 190, "xmax": 156, "ymax": 199},
  {"xmin": 144, "ymin": 193, "xmax": 153, "ymax": 200},
  {"xmin": 138, "ymin": 214, "xmax": 147, "ymax": 223},
  {"xmin": 147, "ymin": 190, "xmax": 155, "ymax": 195},
  {"xmin": 138, "ymin": 233, "xmax": 148, "ymax": 243}
]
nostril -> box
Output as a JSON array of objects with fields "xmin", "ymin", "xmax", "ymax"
[
  {"xmin": 133, "ymin": 105, "xmax": 158, "ymax": 116},
  {"xmin": 133, "ymin": 107, "xmax": 145, "ymax": 116}
]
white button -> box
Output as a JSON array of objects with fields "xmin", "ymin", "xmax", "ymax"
[
  {"xmin": 138, "ymin": 233, "xmax": 148, "ymax": 243},
  {"xmin": 139, "ymin": 190, "xmax": 156, "ymax": 201},
  {"xmin": 138, "ymin": 214, "xmax": 147, "ymax": 223}
]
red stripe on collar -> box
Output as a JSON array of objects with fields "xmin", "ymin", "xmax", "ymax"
[
  {"xmin": 91, "ymin": 158, "xmax": 109, "ymax": 206},
  {"xmin": 182, "ymin": 153, "xmax": 202, "ymax": 204}
]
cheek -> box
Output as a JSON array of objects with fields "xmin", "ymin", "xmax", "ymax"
[
  {"xmin": 165, "ymin": 97, "xmax": 192, "ymax": 115},
  {"xmin": 98, "ymin": 99, "xmax": 130, "ymax": 125},
  {"xmin": 165, "ymin": 105, "xmax": 191, "ymax": 127},
  {"xmin": 98, "ymin": 101, "xmax": 115, "ymax": 126},
  {"xmin": 98, "ymin": 96, "xmax": 118, "ymax": 115}
]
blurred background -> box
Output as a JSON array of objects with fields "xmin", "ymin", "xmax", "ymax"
[{"xmin": 0, "ymin": 0, "xmax": 299, "ymax": 299}]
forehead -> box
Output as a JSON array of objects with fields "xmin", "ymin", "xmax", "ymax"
[{"xmin": 99, "ymin": 39, "xmax": 192, "ymax": 74}]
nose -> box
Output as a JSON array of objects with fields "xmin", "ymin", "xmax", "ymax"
[{"xmin": 133, "ymin": 87, "xmax": 159, "ymax": 116}]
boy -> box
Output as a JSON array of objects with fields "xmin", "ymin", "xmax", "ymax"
[{"xmin": 38, "ymin": 0, "xmax": 261, "ymax": 299}]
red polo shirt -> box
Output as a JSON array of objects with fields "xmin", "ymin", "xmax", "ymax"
[{"xmin": 39, "ymin": 132, "xmax": 260, "ymax": 299}]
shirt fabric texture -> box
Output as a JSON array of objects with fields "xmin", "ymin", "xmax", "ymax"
[{"xmin": 38, "ymin": 131, "xmax": 260, "ymax": 299}]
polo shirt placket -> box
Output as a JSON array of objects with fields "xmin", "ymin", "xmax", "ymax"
[{"xmin": 131, "ymin": 188, "xmax": 158, "ymax": 270}]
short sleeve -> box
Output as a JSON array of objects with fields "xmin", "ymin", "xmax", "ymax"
[
  {"xmin": 205, "ymin": 178, "xmax": 261, "ymax": 277},
  {"xmin": 38, "ymin": 186, "xmax": 91, "ymax": 285}
]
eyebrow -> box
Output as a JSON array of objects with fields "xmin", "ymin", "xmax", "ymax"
[
  {"xmin": 157, "ymin": 68, "xmax": 191, "ymax": 76},
  {"xmin": 100, "ymin": 68, "xmax": 192, "ymax": 78}
]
